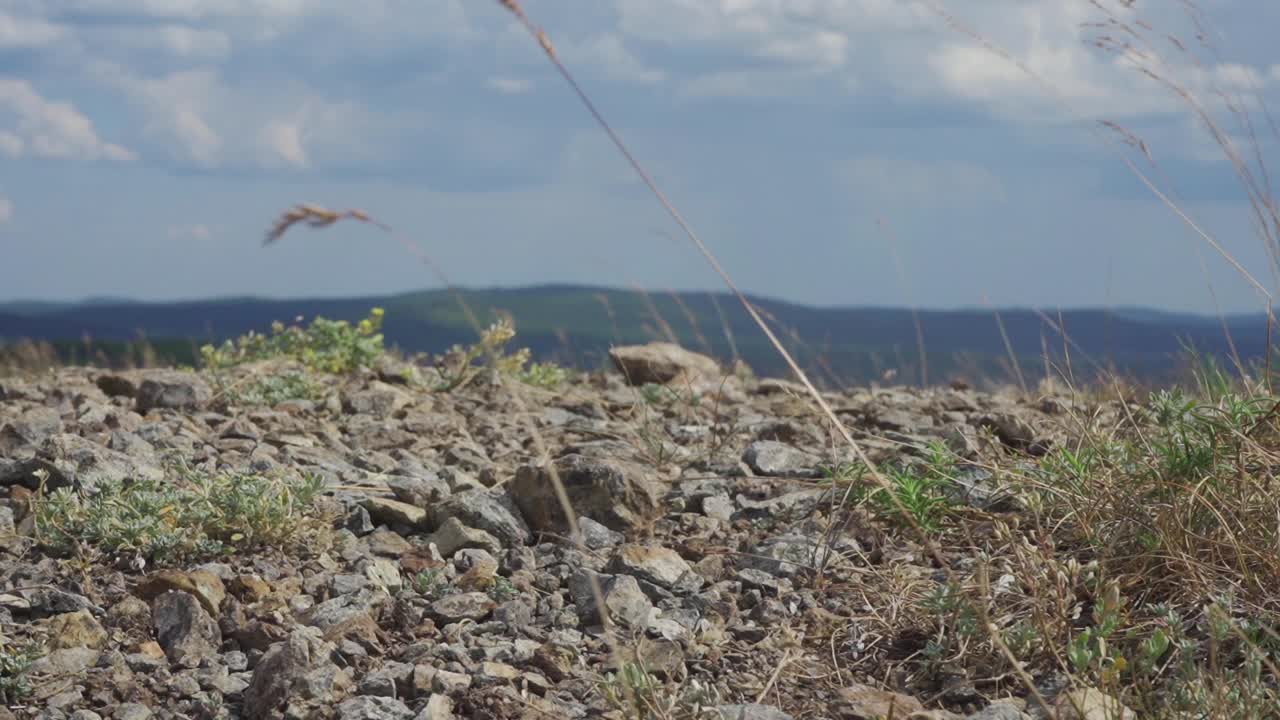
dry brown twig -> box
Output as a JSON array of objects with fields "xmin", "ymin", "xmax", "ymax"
[
  {"xmin": 494, "ymin": 0, "xmax": 1055, "ymax": 713},
  {"xmin": 263, "ymin": 200, "xmax": 630, "ymax": 707},
  {"xmin": 264, "ymin": 204, "xmax": 391, "ymax": 246}
]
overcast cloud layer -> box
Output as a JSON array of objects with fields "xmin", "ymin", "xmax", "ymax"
[{"xmin": 2, "ymin": 0, "xmax": 1279, "ymax": 312}]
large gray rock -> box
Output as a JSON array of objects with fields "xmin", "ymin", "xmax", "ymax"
[
  {"xmin": 976, "ymin": 413, "xmax": 1049, "ymax": 455},
  {"xmin": 136, "ymin": 370, "xmax": 212, "ymax": 413},
  {"xmin": 1054, "ymin": 688, "xmax": 1135, "ymax": 720},
  {"xmin": 609, "ymin": 343, "xmax": 720, "ymax": 385},
  {"xmin": 362, "ymin": 497, "xmax": 430, "ymax": 529},
  {"xmin": 299, "ymin": 589, "xmax": 388, "ymax": 634},
  {"xmin": 741, "ymin": 440, "xmax": 821, "ymax": 478},
  {"xmin": 509, "ymin": 454, "xmax": 662, "ymax": 534},
  {"xmin": 342, "ymin": 382, "xmax": 412, "ymax": 418},
  {"xmin": 569, "ymin": 570, "xmax": 653, "ymax": 629},
  {"xmin": 415, "ymin": 695, "xmax": 455, "ymax": 720},
  {"xmin": 430, "ymin": 490, "xmax": 531, "ymax": 546},
  {"xmin": 388, "ymin": 474, "xmax": 451, "ymax": 507},
  {"xmin": 740, "ymin": 533, "xmax": 839, "ymax": 578},
  {"xmin": 608, "ymin": 544, "xmax": 702, "ymax": 594},
  {"xmin": 430, "ymin": 592, "xmax": 497, "ymax": 624},
  {"xmin": 28, "ymin": 647, "xmax": 101, "ymax": 677},
  {"xmin": 0, "ymin": 406, "xmax": 63, "ymax": 454},
  {"xmin": 427, "ymin": 517, "xmax": 503, "ymax": 557},
  {"xmin": 243, "ymin": 626, "xmax": 353, "ymax": 720},
  {"xmin": 0, "ymin": 432, "xmax": 164, "ymax": 492},
  {"xmin": 335, "ymin": 697, "xmax": 414, "ymax": 720},
  {"xmin": 836, "ymin": 682, "xmax": 925, "ymax": 719},
  {"xmin": 151, "ymin": 590, "xmax": 221, "ymax": 668}
]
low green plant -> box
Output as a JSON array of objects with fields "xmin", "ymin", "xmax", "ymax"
[
  {"xmin": 31, "ymin": 465, "xmax": 327, "ymax": 566},
  {"xmin": 489, "ymin": 575, "xmax": 517, "ymax": 602},
  {"xmin": 228, "ymin": 371, "xmax": 328, "ymax": 406},
  {"xmin": 200, "ymin": 308, "xmax": 386, "ymax": 374},
  {"xmin": 921, "ymin": 580, "xmax": 982, "ymax": 672},
  {"xmin": 1065, "ymin": 581, "xmax": 1129, "ymax": 683},
  {"xmin": 597, "ymin": 660, "xmax": 721, "ymax": 720},
  {"xmin": 518, "ymin": 360, "xmax": 569, "ymax": 389},
  {"xmin": 822, "ymin": 443, "xmax": 956, "ymax": 532},
  {"xmin": 599, "ymin": 662, "xmax": 664, "ymax": 720},
  {"xmin": 638, "ymin": 382, "xmax": 701, "ymax": 409},
  {"xmin": 412, "ymin": 569, "xmax": 448, "ymax": 600},
  {"xmin": 1038, "ymin": 387, "xmax": 1280, "ymax": 587},
  {"xmin": 0, "ymin": 640, "xmax": 40, "ymax": 704},
  {"xmin": 435, "ymin": 317, "xmax": 566, "ymax": 391}
]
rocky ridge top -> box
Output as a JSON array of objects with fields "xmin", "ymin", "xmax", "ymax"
[{"xmin": 0, "ymin": 346, "xmax": 1109, "ymax": 720}]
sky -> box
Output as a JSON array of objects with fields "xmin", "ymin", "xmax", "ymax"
[{"xmin": 2, "ymin": 0, "xmax": 1280, "ymax": 313}]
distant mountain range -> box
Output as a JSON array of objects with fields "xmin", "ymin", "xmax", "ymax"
[{"xmin": 0, "ymin": 285, "xmax": 1271, "ymax": 388}]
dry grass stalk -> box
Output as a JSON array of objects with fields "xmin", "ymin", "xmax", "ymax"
[
  {"xmin": 919, "ymin": 0, "xmax": 1273, "ymax": 309},
  {"xmin": 264, "ymin": 204, "xmax": 390, "ymax": 245},
  {"xmin": 875, "ymin": 215, "xmax": 929, "ymax": 388},
  {"xmin": 495, "ymin": 0, "xmax": 1054, "ymax": 712},
  {"xmin": 263, "ymin": 200, "xmax": 630, "ymax": 706}
]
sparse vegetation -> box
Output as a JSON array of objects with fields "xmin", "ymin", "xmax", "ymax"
[
  {"xmin": 488, "ymin": 575, "xmax": 517, "ymax": 603},
  {"xmin": 434, "ymin": 316, "xmax": 567, "ymax": 392},
  {"xmin": 597, "ymin": 661, "xmax": 722, "ymax": 720},
  {"xmin": 225, "ymin": 370, "xmax": 329, "ymax": 406},
  {"xmin": 0, "ymin": 640, "xmax": 39, "ymax": 705},
  {"xmin": 822, "ymin": 442, "xmax": 957, "ymax": 533},
  {"xmin": 3, "ymin": 1, "xmax": 1280, "ymax": 718},
  {"xmin": 412, "ymin": 569, "xmax": 449, "ymax": 600},
  {"xmin": 876, "ymin": 377, "xmax": 1280, "ymax": 717},
  {"xmin": 30, "ymin": 465, "xmax": 328, "ymax": 566},
  {"xmin": 200, "ymin": 308, "xmax": 387, "ymax": 374}
]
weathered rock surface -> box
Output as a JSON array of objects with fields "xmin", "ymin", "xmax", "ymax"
[
  {"xmin": 151, "ymin": 590, "xmax": 222, "ymax": 668},
  {"xmin": 135, "ymin": 370, "xmax": 212, "ymax": 413},
  {"xmin": 510, "ymin": 454, "xmax": 663, "ymax": 533},
  {"xmin": 609, "ymin": 343, "xmax": 721, "ymax": 385},
  {"xmin": 0, "ymin": 351, "xmax": 1112, "ymax": 720},
  {"xmin": 243, "ymin": 627, "xmax": 352, "ymax": 720}
]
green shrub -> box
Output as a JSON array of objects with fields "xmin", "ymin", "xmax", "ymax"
[
  {"xmin": 0, "ymin": 641, "xmax": 39, "ymax": 704},
  {"xmin": 435, "ymin": 318, "xmax": 566, "ymax": 391},
  {"xmin": 201, "ymin": 308, "xmax": 386, "ymax": 374},
  {"xmin": 412, "ymin": 569, "xmax": 448, "ymax": 600},
  {"xmin": 228, "ymin": 371, "xmax": 328, "ymax": 406},
  {"xmin": 821, "ymin": 442, "xmax": 956, "ymax": 533},
  {"xmin": 31, "ymin": 465, "xmax": 327, "ymax": 566}
]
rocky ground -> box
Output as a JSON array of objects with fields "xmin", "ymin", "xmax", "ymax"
[{"xmin": 0, "ymin": 342, "xmax": 1127, "ymax": 720}]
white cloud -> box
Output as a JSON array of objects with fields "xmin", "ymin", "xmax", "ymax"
[
  {"xmin": 4, "ymin": 0, "xmax": 1273, "ymax": 179},
  {"xmin": 615, "ymin": 0, "xmax": 1280, "ymax": 128},
  {"xmin": 166, "ymin": 223, "xmax": 212, "ymax": 240},
  {"xmin": 95, "ymin": 24, "xmax": 233, "ymax": 59},
  {"xmin": 1212, "ymin": 63, "xmax": 1265, "ymax": 91},
  {"xmin": 0, "ymin": 194, "xmax": 11, "ymax": 224},
  {"xmin": 31, "ymin": 0, "xmax": 310, "ymax": 22},
  {"xmin": 166, "ymin": 222, "xmax": 211, "ymax": 239},
  {"xmin": 570, "ymin": 34, "xmax": 665, "ymax": 85},
  {"xmin": 0, "ymin": 78, "xmax": 135, "ymax": 161},
  {"xmin": 836, "ymin": 155, "xmax": 1007, "ymax": 211},
  {"xmin": 31, "ymin": 0, "xmax": 476, "ymax": 43},
  {"xmin": 93, "ymin": 66, "xmax": 224, "ymax": 165},
  {"xmin": 260, "ymin": 119, "xmax": 307, "ymax": 168},
  {"xmin": 88, "ymin": 59, "xmax": 395, "ymax": 170},
  {"xmin": 488, "ymin": 76, "xmax": 532, "ymax": 94},
  {"xmin": 758, "ymin": 30, "xmax": 848, "ymax": 71},
  {"xmin": 0, "ymin": 12, "xmax": 64, "ymax": 48},
  {"xmin": 679, "ymin": 69, "xmax": 829, "ymax": 100},
  {"xmin": 0, "ymin": 131, "xmax": 22, "ymax": 157}
]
